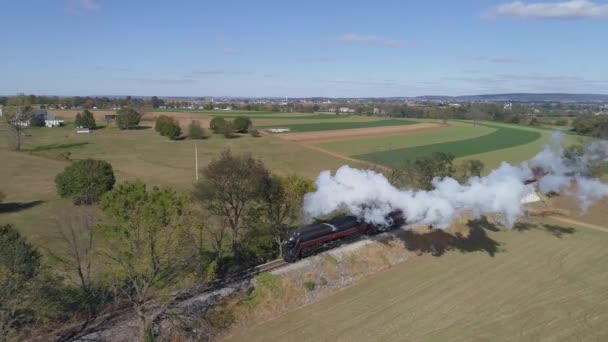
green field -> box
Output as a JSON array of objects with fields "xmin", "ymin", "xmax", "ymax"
[
  {"xmin": 318, "ymin": 121, "xmax": 496, "ymax": 156},
  {"xmin": 260, "ymin": 119, "xmax": 416, "ymax": 132},
  {"xmin": 227, "ymin": 221, "xmax": 608, "ymax": 342},
  {"xmin": 353, "ymin": 124, "xmax": 542, "ymax": 167}
]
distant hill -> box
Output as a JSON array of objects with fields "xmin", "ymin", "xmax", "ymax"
[{"xmin": 413, "ymin": 93, "xmax": 608, "ymax": 103}]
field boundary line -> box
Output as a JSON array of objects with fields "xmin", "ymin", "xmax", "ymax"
[{"xmin": 546, "ymin": 216, "xmax": 608, "ymax": 233}]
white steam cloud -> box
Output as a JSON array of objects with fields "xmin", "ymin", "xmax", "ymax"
[{"xmin": 303, "ymin": 132, "xmax": 608, "ymax": 229}]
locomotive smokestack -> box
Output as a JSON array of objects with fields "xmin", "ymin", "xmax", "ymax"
[{"xmin": 303, "ymin": 132, "xmax": 608, "ymax": 229}]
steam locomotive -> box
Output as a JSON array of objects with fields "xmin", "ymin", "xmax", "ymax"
[{"xmin": 283, "ymin": 210, "xmax": 404, "ymax": 263}]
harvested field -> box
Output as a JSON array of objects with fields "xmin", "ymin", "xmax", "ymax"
[
  {"xmin": 276, "ymin": 122, "xmax": 444, "ymax": 144},
  {"xmin": 226, "ymin": 216, "xmax": 608, "ymax": 342}
]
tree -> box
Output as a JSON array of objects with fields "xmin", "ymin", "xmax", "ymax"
[
  {"xmin": 209, "ymin": 117, "xmax": 227, "ymax": 133},
  {"xmin": 188, "ymin": 120, "xmax": 209, "ymax": 139},
  {"xmin": 223, "ymin": 120, "xmax": 236, "ymax": 138},
  {"xmin": 203, "ymin": 103, "xmax": 214, "ymax": 110},
  {"xmin": 154, "ymin": 115, "xmax": 181, "ymax": 140},
  {"xmin": 150, "ymin": 96, "xmax": 164, "ymax": 109},
  {"xmin": 55, "ymin": 159, "xmax": 116, "ymax": 205},
  {"xmin": 74, "ymin": 109, "xmax": 96, "ymax": 129},
  {"xmin": 3, "ymin": 95, "xmax": 34, "ymax": 150},
  {"xmin": 81, "ymin": 109, "xmax": 96, "ymax": 128},
  {"xmin": 414, "ymin": 152, "xmax": 455, "ymax": 190},
  {"xmin": 232, "ymin": 116, "xmax": 252, "ymax": 133},
  {"xmin": 49, "ymin": 206, "xmax": 98, "ymax": 308},
  {"xmin": 99, "ymin": 181, "xmax": 190, "ymax": 341},
  {"xmin": 259, "ymin": 175, "xmax": 314, "ymax": 256},
  {"xmin": 457, "ymin": 159, "xmax": 485, "ymax": 182},
  {"xmin": 0, "ymin": 225, "xmax": 41, "ymax": 340},
  {"xmin": 116, "ymin": 107, "xmax": 142, "ymax": 130},
  {"xmin": 193, "ymin": 150, "xmax": 271, "ymax": 261}
]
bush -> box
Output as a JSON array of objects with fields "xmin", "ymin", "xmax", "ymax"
[
  {"xmin": 210, "ymin": 117, "xmax": 227, "ymax": 134},
  {"xmin": 155, "ymin": 115, "xmax": 181, "ymax": 139},
  {"xmin": 205, "ymin": 260, "xmax": 218, "ymax": 282},
  {"xmin": 233, "ymin": 116, "xmax": 252, "ymax": 133},
  {"xmin": 75, "ymin": 109, "xmax": 96, "ymax": 128},
  {"xmin": 223, "ymin": 121, "xmax": 236, "ymax": 138},
  {"xmin": 303, "ymin": 280, "xmax": 316, "ymax": 291},
  {"xmin": 116, "ymin": 107, "xmax": 142, "ymax": 129},
  {"xmin": 249, "ymin": 129, "xmax": 261, "ymax": 137},
  {"xmin": 554, "ymin": 119, "xmax": 568, "ymax": 126},
  {"xmin": 55, "ymin": 159, "xmax": 115, "ymax": 204},
  {"xmin": 188, "ymin": 120, "xmax": 209, "ymax": 139}
]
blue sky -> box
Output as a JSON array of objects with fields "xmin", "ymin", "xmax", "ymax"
[{"xmin": 1, "ymin": 0, "xmax": 608, "ymax": 97}]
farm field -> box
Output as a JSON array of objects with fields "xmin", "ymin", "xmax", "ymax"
[
  {"xmin": 318, "ymin": 121, "xmax": 495, "ymax": 155},
  {"xmin": 353, "ymin": 124, "xmax": 541, "ymax": 167},
  {"xmin": 259, "ymin": 119, "xmax": 416, "ymax": 132},
  {"xmin": 0, "ymin": 119, "xmax": 363, "ymax": 249},
  {"xmin": 226, "ymin": 218, "xmax": 608, "ymax": 342}
]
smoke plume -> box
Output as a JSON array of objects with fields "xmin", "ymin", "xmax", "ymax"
[{"xmin": 303, "ymin": 132, "xmax": 608, "ymax": 229}]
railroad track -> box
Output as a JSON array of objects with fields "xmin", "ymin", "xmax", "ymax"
[{"xmin": 30, "ymin": 259, "xmax": 289, "ymax": 341}]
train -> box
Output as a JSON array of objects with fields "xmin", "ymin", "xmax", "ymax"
[
  {"xmin": 283, "ymin": 168, "xmax": 548, "ymax": 263},
  {"xmin": 283, "ymin": 210, "xmax": 404, "ymax": 263}
]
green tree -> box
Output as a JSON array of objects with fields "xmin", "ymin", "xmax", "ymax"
[
  {"xmin": 232, "ymin": 116, "xmax": 252, "ymax": 133},
  {"xmin": 0, "ymin": 225, "xmax": 41, "ymax": 340},
  {"xmin": 188, "ymin": 120, "xmax": 209, "ymax": 139},
  {"xmin": 55, "ymin": 159, "xmax": 116, "ymax": 204},
  {"xmin": 3, "ymin": 95, "xmax": 34, "ymax": 150},
  {"xmin": 209, "ymin": 117, "xmax": 227, "ymax": 133},
  {"xmin": 414, "ymin": 152, "xmax": 455, "ymax": 190},
  {"xmin": 154, "ymin": 115, "xmax": 181, "ymax": 139},
  {"xmin": 74, "ymin": 109, "xmax": 96, "ymax": 129},
  {"xmin": 259, "ymin": 174, "xmax": 315, "ymax": 256},
  {"xmin": 203, "ymin": 103, "xmax": 214, "ymax": 110},
  {"xmin": 99, "ymin": 181, "xmax": 190, "ymax": 341},
  {"xmin": 116, "ymin": 107, "xmax": 142, "ymax": 130},
  {"xmin": 193, "ymin": 150, "xmax": 271, "ymax": 261},
  {"xmin": 223, "ymin": 120, "xmax": 236, "ymax": 138}
]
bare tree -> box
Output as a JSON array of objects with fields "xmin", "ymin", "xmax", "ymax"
[
  {"xmin": 49, "ymin": 205, "xmax": 97, "ymax": 298},
  {"xmin": 3, "ymin": 95, "xmax": 34, "ymax": 151}
]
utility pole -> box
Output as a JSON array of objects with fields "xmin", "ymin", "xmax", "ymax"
[{"xmin": 195, "ymin": 142, "xmax": 199, "ymax": 181}]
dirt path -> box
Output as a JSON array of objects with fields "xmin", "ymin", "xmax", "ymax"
[
  {"xmin": 546, "ymin": 216, "xmax": 608, "ymax": 233},
  {"xmin": 277, "ymin": 122, "xmax": 446, "ymax": 144}
]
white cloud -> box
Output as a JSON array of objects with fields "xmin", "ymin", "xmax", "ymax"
[
  {"xmin": 337, "ymin": 34, "xmax": 408, "ymax": 48},
  {"xmin": 65, "ymin": 0, "xmax": 101, "ymax": 15},
  {"xmin": 487, "ymin": 0, "xmax": 608, "ymax": 19}
]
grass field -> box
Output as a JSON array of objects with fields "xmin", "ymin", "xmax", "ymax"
[
  {"xmin": 226, "ymin": 221, "xmax": 608, "ymax": 342},
  {"xmin": 353, "ymin": 124, "xmax": 542, "ymax": 167},
  {"xmin": 260, "ymin": 119, "xmax": 416, "ymax": 132},
  {"xmin": 0, "ymin": 121, "xmax": 362, "ymax": 249}
]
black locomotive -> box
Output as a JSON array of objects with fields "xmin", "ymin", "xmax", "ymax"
[{"xmin": 283, "ymin": 210, "xmax": 404, "ymax": 263}]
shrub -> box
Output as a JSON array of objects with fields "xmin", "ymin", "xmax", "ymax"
[
  {"xmin": 205, "ymin": 260, "xmax": 218, "ymax": 282},
  {"xmin": 155, "ymin": 115, "xmax": 181, "ymax": 139},
  {"xmin": 188, "ymin": 120, "xmax": 209, "ymax": 139},
  {"xmin": 303, "ymin": 280, "xmax": 316, "ymax": 291},
  {"xmin": 55, "ymin": 159, "xmax": 115, "ymax": 204},
  {"xmin": 249, "ymin": 129, "xmax": 261, "ymax": 137},
  {"xmin": 116, "ymin": 107, "xmax": 142, "ymax": 129},
  {"xmin": 223, "ymin": 121, "xmax": 236, "ymax": 138},
  {"xmin": 319, "ymin": 277, "xmax": 328, "ymax": 286},
  {"xmin": 209, "ymin": 117, "xmax": 227, "ymax": 133},
  {"xmin": 554, "ymin": 119, "xmax": 568, "ymax": 126},
  {"xmin": 233, "ymin": 116, "xmax": 252, "ymax": 133}
]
